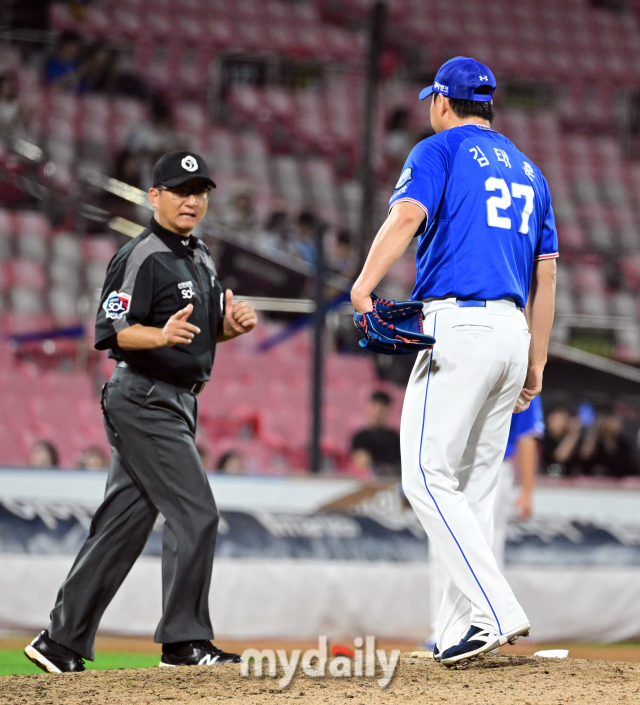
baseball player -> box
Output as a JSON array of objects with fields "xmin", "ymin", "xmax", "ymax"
[
  {"xmin": 428, "ymin": 396, "xmax": 544, "ymax": 652},
  {"xmin": 351, "ymin": 57, "xmax": 557, "ymax": 666},
  {"xmin": 25, "ymin": 151, "xmax": 258, "ymax": 673}
]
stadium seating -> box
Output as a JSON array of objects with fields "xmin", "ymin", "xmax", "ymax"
[
  {"xmin": 0, "ymin": 331, "xmax": 405, "ymax": 472},
  {"xmin": 5, "ymin": 0, "xmax": 640, "ymax": 471}
]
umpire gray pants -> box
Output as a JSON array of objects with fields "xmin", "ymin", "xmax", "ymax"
[{"xmin": 48, "ymin": 365, "xmax": 218, "ymax": 660}]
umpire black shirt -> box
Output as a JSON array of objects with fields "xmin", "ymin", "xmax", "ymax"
[{"xmin": 95, "ymin": 218, "xmax": 224, "ymax": 386}]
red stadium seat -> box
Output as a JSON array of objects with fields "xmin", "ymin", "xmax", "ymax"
[
  {"xmin": 1, "ymin": 312, "xmax": 51, "ymax": 335},
  {"xmin": 111, "ymin": 7, "xmax": 141, "ymax": 40},
  {"xmin": 620, "ymin": 254, "xmax": 640, "ymax": 292},
  {"xmin": 0, "ymin": 209, "xmax": 17, "ymax": 239},
  {"xmin": 5, "ymin": 259, "xmax": 47, "ymax": 291},
  {"xmin": 143, "ymin": 8, "xmax": 172, "ymax": 40},
  {"xmin": 83, "ymin": 6, "xmax": 111, "ymax": 38},
  {"xmin": 177, "ymin": 15, "xmax": 208, "ymax": 43},
  {"xmin": 572, "ymin": 262, "xmax": 605, "ymax": 294},
  {"xmin": 206, "ymin": 16, "xmax": 234, "ymax": 49},
  {"xmin": 0, "ymin": 426, "xmax": 29, "ymax": 466},
  {"xmin": 49, "ymin": 2, "xmax": 77, "ymax": 32}
]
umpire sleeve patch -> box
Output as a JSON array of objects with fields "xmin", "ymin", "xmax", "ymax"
[{"xmin": 103, "ymin": 291, "xmax": 131, "ymax": 320}]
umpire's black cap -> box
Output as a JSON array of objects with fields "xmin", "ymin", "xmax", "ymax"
[{"xmin": 152, "ymin": 151, "xmax": 216, "ymax": 189}]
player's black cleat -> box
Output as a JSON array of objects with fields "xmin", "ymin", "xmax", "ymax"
[
  {"xmin": 24, "ymin": 630, "xmax": 86, "ymax": 673},
  {"xmin": 160, "ymin": 640, "xmax": 243, "ymax": 667},
  {"xmin": 440, "ymin": 626, "xmax": 500, "ymax": 667},
  {"xmin": 440, "ymin": 622, "xmax": 530, "ymax": 667},
  {"xmin": 432, "ymin": 644, "xmax": 440, "ymax": 662}
]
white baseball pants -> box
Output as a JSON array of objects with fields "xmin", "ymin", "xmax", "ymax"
[
  {"xmin": 401, "ymin": 298, "xmax": 530, "ymax": 652},
  {"xmin": 428, "ymin": 458, "xmax": 515, "ymax": 644}
]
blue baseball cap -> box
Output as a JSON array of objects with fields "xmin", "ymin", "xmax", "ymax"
[{"xmin": 419, "ymin": 56, "xmax": 496, "ymax": 102}]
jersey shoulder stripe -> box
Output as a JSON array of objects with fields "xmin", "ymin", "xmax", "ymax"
[{"xmin": 388, "ymin": 197, "xmax": 429, "ymax": 218}]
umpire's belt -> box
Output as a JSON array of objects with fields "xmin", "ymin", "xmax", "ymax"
[{"xmin": 116, "ymin": 361, "xmax": 206, "ymax": 395}]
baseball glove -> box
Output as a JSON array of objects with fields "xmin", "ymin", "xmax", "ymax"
[{"xmin": 353, "ymin": 294, "xmax": 436, "ymax": 355}]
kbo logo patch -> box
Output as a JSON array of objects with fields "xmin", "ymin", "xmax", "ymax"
[
  {"xmin": 181, "ymin": 155, "xmax": 198, "ymax": 172},
  {"xmin": 103, "ymin": 291, "xmax": 131, "ymax": 320}
]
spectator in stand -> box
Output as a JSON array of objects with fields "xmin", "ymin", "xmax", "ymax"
[
  {"xmin": 126, "ymin": 93, "xmax": 178, "ymax": 159},
  {"xmin": 216, "ymin": 450, "xmax": 246, "ymax": 474},
  {"xmin": 289, "ymin": 209, "xmax": 317, "ymax": 264},
  {"xmin": 30, "ymin": 441, "xmax": 59, "ymax": 469},
  {"xmin": 384, "ymin": 107, "xmax": 413, "ymax": 172},
  {"xmin": 350, "ymin": 391, "xmax": 401, "ymax": 477},
  {"xmin": 103, "ymin": 149, "xmax": 146, "ymax": 225},
  {"xmin": 259, "ymin": 208, "xmax": 292, "ymax": 250},
  {"xmin": 112, "ymin": 52, "xmax": 149, "ymax": 100},
  {"xmin": 44, "ymin": 31, "xmax": 85, "ymax": 92},
  {"xmin": 113, "ymin": 149, "xmax": 144, "ymax": 190},
  {"xmin": 0, "ymin": 72, "xmax": 26, "ymax": 135},
  {"xmin": 541, "ymin": 405, "xmax": 584, "ymax": 476},
  {"xmin": 580, "ymin": 408, "xmax": 638, "ymax": 477},
  {"xmin": 327, "ymin": 229, "xmax": 357, "ymax": 277},
  {"xmin": 81, "ymin": 42, "xmax": 117, "ymax": 94},
  {"xmin": 76, "ymin": 447, "xmax": 108, "ymax": 471},
  {"xmin": 219, "ymin": 182, "xmax": 259, "ymax": 236}
]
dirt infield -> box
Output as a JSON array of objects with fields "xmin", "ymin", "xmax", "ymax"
[
  {"xmin": 4, "ymin": 634, "xmax": 640, "ymax": 662},
  {"xmin": 1, "ymin": 652, "xmax": 639, "ymax": 705}
]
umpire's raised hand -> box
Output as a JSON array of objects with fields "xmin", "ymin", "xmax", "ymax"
[
  {"xmin": 162, "ymin": 304, "xmax": 201, "ymax": 346},
  {"xmin": 219, "ymin": 289, "xmax": 257, "ymax": 341}
]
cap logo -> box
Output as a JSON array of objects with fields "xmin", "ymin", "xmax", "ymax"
[
  {"xmin": 434, "ymin": 81, "xmax": 449, "ymax": 95},
  {"xmin": 181, "ymin": 155, "xmax": 198, "ymax": 172},
  {"xmin": 479, "ymin": 75, "xmax": 489, "ymax": 81}
]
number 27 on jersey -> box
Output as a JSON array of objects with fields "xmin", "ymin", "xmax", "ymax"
[{"xmin": 485, "ymin": 178, "xmax": 534, "ymax": 234}]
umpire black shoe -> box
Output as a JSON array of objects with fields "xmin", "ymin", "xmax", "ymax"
[
  {"xmin": 160, "ymin": 640, "xmax": 243, "ymax": 667},
  {"xmin": 24, "ymin": 630, "xmax": 86, "ymax": 673}
]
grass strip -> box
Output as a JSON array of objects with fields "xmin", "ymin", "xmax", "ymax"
[{"xmin": 0, "ymin": 650, "xmax": 159, "ymax": 676}]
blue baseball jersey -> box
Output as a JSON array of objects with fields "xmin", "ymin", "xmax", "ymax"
[
  {"xmin": 504, "ymin": 395, "xmax": 544, "ymax": 459},
  {"xmin": 389, "ymin": 125, "xmax": 559, "ymax": 308}
]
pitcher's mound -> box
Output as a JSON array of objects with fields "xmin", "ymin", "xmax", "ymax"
[{"xmin": 2, "ymin": 652, "xmax": 638, "ymax": 704}]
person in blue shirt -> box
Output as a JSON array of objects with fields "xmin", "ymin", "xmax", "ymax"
[
  {"xmin": 351, "ymin": 56, "xmax": 557, "ymax": 666},
  {"xmin": 499, "ymin": 395, "xmax": 545, "ymax": 536},
  {"xmin": 44, "ymin": 31, "xmax": 84, "ymax": 92}
]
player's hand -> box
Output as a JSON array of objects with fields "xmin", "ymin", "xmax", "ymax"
[
  {"xmin": 351, "ymin": 288, "xmax": 374, "ymax": 314},
  {"xmin": 223, "ymin": 289, "xmax": 258, "ymax": 338},
  {"xmin": 514, "ymin": 363, "xmax": 544, "ymax": 413},
  {"xmin": 161, "ymin": 304, "xmax": 201, "ymax": 346},
  {"xmin": 514, "ymin": 490, "xmax": 532, "ymax": 520}
]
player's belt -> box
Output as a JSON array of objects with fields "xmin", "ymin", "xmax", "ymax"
[
  {"xmin": 116, "ymin": 361, "xmax": 206, "ymax": 395},
  {"xmin": 455, "ymin": 298, "xmax": 524, "ymax": 311}
]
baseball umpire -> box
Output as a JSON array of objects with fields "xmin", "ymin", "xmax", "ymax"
[
  {"xmin": 25, "ymin": 150, "xmax": 258, "ymax": 672},
  {"xmin": 352, "ymin": 57, "xmax": 557, "ymax": 666}
]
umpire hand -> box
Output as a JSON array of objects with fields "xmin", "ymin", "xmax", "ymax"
[
  {"xmin": 162, "ymin": 304, "xmax": 201, "ymax": 346},
  {"xmin": 219, "ymin": 289, "xmax": 257, "ymax": 341}
]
